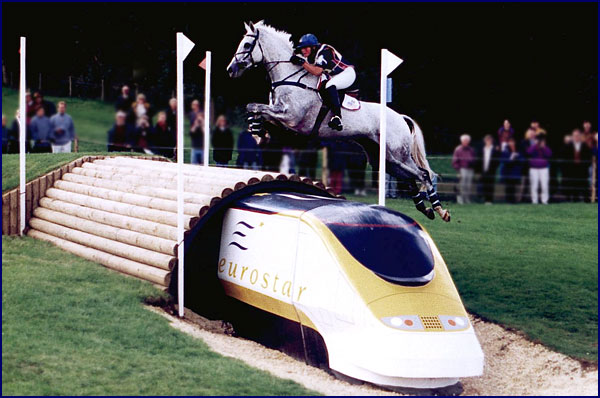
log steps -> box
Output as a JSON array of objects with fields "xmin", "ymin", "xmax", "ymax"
[{"xmin": 26, "ymin": 157, "xmax": 331, "ymax": 288}]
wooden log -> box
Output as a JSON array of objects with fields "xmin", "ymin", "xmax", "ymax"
[
  {"xmin": 44, "ymin": 187, "xmax": 196, "ymax": 228},
  {"xmin": 9, "ymin": 190, "xmax": 17, "ymax": 235},
  {"xmin": 53, "ymin": 180, "xmax": 203, "ymax": 216},
  {"xmin": 72, "ymin": 167, "xmax": 234, "ymax": 198},
  {"xmin": 32, "ymin": 179, "xmax": 40, "ymax": 211},
  {"xmin": 38, "ymin": 197, "xmax": 178, "ymax": 241},
  {"xmin": 62, "ymin": 173, "xmax": 211, "ymax": 205},
  {"xmin": 27, "ymin": 229, "xmax": 170, "ymax": 286},
  {"xmin": 2, "ymin": 193, "xmax": 10, "ymax": 235},
  {"xmin": 33, "ymin": 207, "xmax": 177, "ymax": 256},
  {"xmin": 29, "ymin": 218, "xmax": 176, "ymax": 271},
  {"xmin": 25, "ymin": 182, "xmax": 32, "ymax": 225}
]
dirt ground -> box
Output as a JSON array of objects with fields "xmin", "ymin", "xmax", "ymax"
[{"xmin": 147, "ymin": 307, "xmax": 597, "ymax": 396}]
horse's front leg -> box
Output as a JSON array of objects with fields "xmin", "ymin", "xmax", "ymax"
[{"xmin": 247, "ymin": 102, "xmax": 291, "ymax": 125}]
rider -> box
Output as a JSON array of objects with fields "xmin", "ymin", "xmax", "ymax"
[{"xmin": 290, "ymin": 33, "xmax": 356, "ymax": 131}]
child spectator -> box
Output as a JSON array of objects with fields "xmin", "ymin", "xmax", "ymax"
[
  {"xmin": 478, "ymin": 134, "xmax": 500, "ymax": 204},
  {"xmin": 497, "ymin": 119, "xmax": 514, "ymax": 148},
  {"xmin": 526, "ymin": 133, "xmax": 552, "ymax": 204},
  {"xmin": 236, "ymin": 129, "xmax": 262, "ymax": 170},
  {"xmin": 29, "ymin": 107, "xmax": 52, "ymax": 153},
  {"xmin": 500, "ymin": 137, "xmax": 524, "ymax": 203},
  {"xmin": 131, "ymin": 93, "xmax": 153, "ymax": 123},
  {"xmin": 452, "ymin": 134, "xmax": 476, "ymax": 204},
  {"xmin": 189, "ymin": 112, "xmax": 205, "ymax": 164},
  {"xmin": 211, "ymin": 115, "xmax": 234, "ymax": 167},
  {"xmin": 49, "ymin": 101, "xmax": 75, "ymax": 153}
]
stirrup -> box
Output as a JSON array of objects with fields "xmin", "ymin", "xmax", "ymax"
[{"xmin": 328, "ymin": 116, "xmax": 343, "ymax": 131}]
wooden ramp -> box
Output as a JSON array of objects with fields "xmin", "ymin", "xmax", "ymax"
[{"xmin": 26, "ymin": 157, "xmax": 334, "ymax": 289}]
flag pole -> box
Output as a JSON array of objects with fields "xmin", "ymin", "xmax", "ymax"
[
  {"xmin": 378, "ymin": 49, "xmax": 388, "ymax": 207},
  {"xmin": 203, "ymin": 51, "xmax": 211, "ymax": 167},
  {"xmin": 19, "ymin": 37, "xmax": 26, "ymax": 236}
]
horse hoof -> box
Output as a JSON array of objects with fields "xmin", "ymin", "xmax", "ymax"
[
  {"xmin": 425, "ymin": 208, "xmax": 435, "ymax": 220},
  {"xmin": 442, "ymin": 210, "xmax": 451, "ymax": 222}
]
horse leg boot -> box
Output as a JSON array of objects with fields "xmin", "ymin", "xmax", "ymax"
[
  {"xmin": 325, "ymin": 85, "xmax": 343, "ymax": 131},
  {"xmin": 417, "ymin": 167, "xmax": 451, "ymax": 222},
  {"xmin": 409, "ymin": 181, "xmax": 435, "ymax": 220}
]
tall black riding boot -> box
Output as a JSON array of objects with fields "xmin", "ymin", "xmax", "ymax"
[{"xmin": 325, "ymin": 85, "xmax": 343, "ymax": 131}]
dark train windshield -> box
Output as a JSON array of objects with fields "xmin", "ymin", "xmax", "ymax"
[{"xmin": 308, "ymin": 202, "xmax": 435, "ymax": 285}]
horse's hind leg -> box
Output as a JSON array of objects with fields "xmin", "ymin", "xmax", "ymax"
[
  {"xmin": 417, "ymin": 166, "xmax": 451, "ymax": 222},
  {"xmin": 387, "ymin": 161, "xmax": 435, "ymax": 220}
]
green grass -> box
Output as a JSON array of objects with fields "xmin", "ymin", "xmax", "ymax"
[
  {"xmin": 2, "ymin": 235, "xmax": 319, "ymax": 396},
  {"xmin": 349, "ymin": 196, "xmax": 598, "ymax": 362}
]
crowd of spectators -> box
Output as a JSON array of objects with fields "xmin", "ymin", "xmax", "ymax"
[
  {"xmin": 2, "ymin": 91, "xmax": 75, "ymax": 154},
  {"xmin": 452, "ymin": 119, "xmax": 598, "ymax": 204}
]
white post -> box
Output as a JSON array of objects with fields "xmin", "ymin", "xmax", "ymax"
[
  {"xmin": 176, "ymin": 33, "xmax": 186, "ymax": 318},
  {"xmin": 19, "ymin": 37, "xmax": 26, "ymax": 236},
  {"xmin": 378, "ymin": 49, "xmax": 403, "ymax": 207},
  {"xmin": 175, "ymin": 32, "xmax": 195, "ymax": 318},
  {"xmin": 203, "ymin": 51, "xmax": 211, "ymax": 167},
  {"xmin": 378, "ymin": 50, "xmax": 388, "ymax": 207}
]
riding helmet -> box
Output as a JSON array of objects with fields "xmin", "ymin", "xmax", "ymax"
[{"xmin": 296, "ymin": 33, "xmax": 319, "ymax": 49}]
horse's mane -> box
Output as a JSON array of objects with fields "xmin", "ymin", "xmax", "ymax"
[{"xmin": 254, "ymin": 20, "xmax": 293, "ymax": 50}]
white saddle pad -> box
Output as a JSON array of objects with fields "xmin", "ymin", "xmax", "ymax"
[{"xmin": 342, "ymin": 95, "xmax": 361, "ymax": 111}]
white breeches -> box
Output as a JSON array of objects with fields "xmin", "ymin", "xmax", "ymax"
[{"xmin": 325, "ymin": 67, "xmax": 356, "ymax": 90}]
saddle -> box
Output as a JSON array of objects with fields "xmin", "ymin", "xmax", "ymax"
[{"xmin": 317, "ymin": 75, "xmax": 361, "ymax": 111}]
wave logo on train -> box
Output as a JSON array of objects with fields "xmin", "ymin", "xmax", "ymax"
[{"xmin": 217, "ymin": 192, "xmax": 484, "ymax": 389}]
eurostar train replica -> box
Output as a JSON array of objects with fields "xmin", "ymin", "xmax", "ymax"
[{"xmin": 182, "ymin": 190, "xmax": 484, "ymax": 390}]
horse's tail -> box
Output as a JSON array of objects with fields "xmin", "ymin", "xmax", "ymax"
[{"xmin": 403, "ymin": 116, "xmax": 437, "ymax": 181}]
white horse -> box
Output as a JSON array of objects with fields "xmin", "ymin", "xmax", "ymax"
[{"xmin": 227, "ymin": 21, "xmax": 450, "ymax": 222}]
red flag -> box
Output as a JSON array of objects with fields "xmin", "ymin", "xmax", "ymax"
[{"xmin": 198, "ymin": 57, "xmax": 206, "ymax": 70}]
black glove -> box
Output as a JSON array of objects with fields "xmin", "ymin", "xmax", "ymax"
[{"xmin": 290, "ymin": 55, "xmax": 306, "ymax": 66}]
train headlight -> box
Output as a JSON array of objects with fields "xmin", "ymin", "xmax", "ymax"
[
  {"xmin": 381, "ymin": 315, "xmax": 424, "ymax": 330},
  {"xmin": 439, "ymin": 315, "xmax": 469, "ymax": 330}
]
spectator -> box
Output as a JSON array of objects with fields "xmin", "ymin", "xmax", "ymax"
[
  {"xmin": 49, "ymin": 101, "xmax": 75, "ymax": 153},
  {"xmin": 582, "ymin": 120, "xmax": 596, "ymax": 148},
  {"xmin": 188, "ymin": 99, "xmax": 201, "ymax": 125},
  {"xmin": 152, "ymin": 111, "xmax": 175, "ymax": 158},
  {"xmin": 29, "ymin": 107, "xmax": 52, "ymax": 153},
  {"xmin": 561, "ymin": 128, "xmax": 592, "ymax": 202},
  {"xmin": 25, "ymin": 91, "xmax": 36, "ymax": 124},
  {"xmin": 32, "ymin": 91, "xmax": 56, "ymax": 117},
  {"xmin": 297, "ymin": 143, "xmax": 319, "ymax": 180},
  {"xmin": 500, "ymin": 137, "xmax": 524, "ymax": 203},
  {"xmin": 530, "ymin": 119, "xmax": 547, "ymax": 136},
  {"xmin": 346, "ymin": 141, "xmax": 368, "ymax": 196},
  {"xmin": 115, "ymin": 85, "xmax": 134, "ymax": 113},
  {"xmin": 279, "ymin": 146, "xmax": 296, "ymax": 174},
  {"xmin": 131, "ymin": 93, "xmax": 153, "ymax": 123},
  {"xmin": 107, "ymin": 111, "xmax": 136, "ymax": 152},
  {"xmin": 452, "ymin": 134, "xmax": 476, "ymax": 204},
  {"xmin": 211, "ymin": 115, "xmax": 234, "ymax": 167},
  {"xmin": 2, "ymin": 114, "xmax": 11, "ymax": 154},
  {"xmin": 326, "ymin": 141, "xmax": 346, "ymax": 195},
  {"xmin": 236, "ymin": 129, "xmax": 262, "ymax": 170},
  {"xmin": 478, "ymin": 134, "xmax": 500, "ymax": 204},
  {"xmin": 497, "ymin": 119, "xmax": 514, "ymax": 148},
  {"xmin": 135, "ymin": 115, "xmax": 153, "ymax": 153},
  {"xmin": 189, "ymin": 112, "xmax": 205, "ymax": 164},
  {"xmin": 526, "ymin": 133, "xmax": 552, "ymax": 204},
  {"xmin": 166, "ymin": 98, "xmax": 177, "ymax": 133}
]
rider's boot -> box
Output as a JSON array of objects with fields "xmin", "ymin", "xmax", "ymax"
[{"xmin": 325, "ymin": 85, "xmax": 343, "ymax": 131}]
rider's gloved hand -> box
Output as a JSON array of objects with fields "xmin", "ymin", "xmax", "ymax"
[{"xmin": 290, "ymin": 55, "xmax": 306, "ymax": 66}]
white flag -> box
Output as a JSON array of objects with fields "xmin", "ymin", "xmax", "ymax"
[
  {"xmin": 382, "ymin": 49, "xmax": 403, "ymax": 76},
  {"xmin": 182, "ymin": 33, "xmax": 195, "ymax": 60}
]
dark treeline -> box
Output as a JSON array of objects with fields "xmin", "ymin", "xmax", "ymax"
[{"xmin": 2, "ymin": 2, "xmax": 597, "ymax": 152}]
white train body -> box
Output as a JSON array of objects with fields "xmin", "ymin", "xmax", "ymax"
[{"xmin": 217, "ymin": 192, "xmax": 483, "ymax": 388}]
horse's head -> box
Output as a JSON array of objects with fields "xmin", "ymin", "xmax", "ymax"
[{"xmin": 227, "ymin": 21, "xmax": 263, "ymax": 78}]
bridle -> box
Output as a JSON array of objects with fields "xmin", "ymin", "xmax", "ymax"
[{"xmin": 234, "ymin": 30, "xmax": 319, "ymax": 93}]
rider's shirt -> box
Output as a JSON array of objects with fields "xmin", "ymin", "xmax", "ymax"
[{"xmin": 314, "ymin": 44, "xmax": 354, "ymax": 76}]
